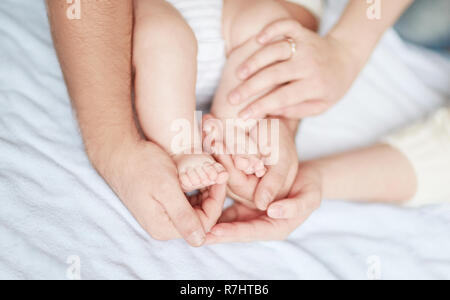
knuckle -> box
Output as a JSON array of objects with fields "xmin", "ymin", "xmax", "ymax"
[
  {"xmin": 275, "ymin": 42, "xmax": 292, "ymax": 60},
  {"xmin": 287, "ymin": 19, "xmax": 300, "ymax": 32}
]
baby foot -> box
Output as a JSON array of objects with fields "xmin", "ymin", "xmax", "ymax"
[
  {"xmin": 233, "ymin": 155, "xmax": 267, "ymax": 178},
  {"xmin": 173, "ymin": 154, "xmax": 229, "ymax": 192}
]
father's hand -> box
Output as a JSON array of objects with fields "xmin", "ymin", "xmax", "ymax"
[{"xmin": 93, "ymin": 139, "xmax": 226, "ymax": 247}]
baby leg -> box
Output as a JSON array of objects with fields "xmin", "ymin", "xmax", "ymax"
[
  {"xmin": 211, "ymin": 0, "xmax": 298, "ymax": 177},
  {"xmin": 133, "ymin": 0, "xmax": 227, "ymax": 192}
]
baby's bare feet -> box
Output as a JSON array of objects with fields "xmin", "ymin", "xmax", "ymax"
[
  {"xmin": 203, "ymin": 118, "xmax": 267, "ymax": 178},
  {"xmin": 173, "ymin": 154, "xmax": 229, "ymax": 192},
  {"xmin": 233, "ymin": 155, "xmax": 267, "ymax": 178}
]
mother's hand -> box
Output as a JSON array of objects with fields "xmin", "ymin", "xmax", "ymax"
[
  {"xmin": 205, "ymin": 164, "xmax": 322, "ymax": 244},
  {"xmin": 229, "ymin": 19, "xmax": 362, "ymax": 120}
]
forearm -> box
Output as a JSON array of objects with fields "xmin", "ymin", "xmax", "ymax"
[
  {"xmin": 306, "ymin": 144, "xmax": 417, "ymax": 204},
  {"xmin": 328, "ymin": 0, "xmax": 413, "ymax": 69},
  {"xmin": 47, "ymin": 0, "xmax": 137, "ymax": 172}
]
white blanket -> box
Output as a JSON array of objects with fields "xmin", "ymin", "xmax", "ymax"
[{"xmin": 0, "ymin": 0, "xmax": 449, "ymax": 280}]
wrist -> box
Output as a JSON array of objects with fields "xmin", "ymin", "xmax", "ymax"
[
  {"xmin": 297, "ymin": 161, "xmax": 324, "ymax": 197},
  {"xmin": 84, "ymin": 127, "xmax": 142, "ymax": 178},
  {"xmin": 326, "ymin": 29, "xmax": 369, "ymax": 75},
  {"xmin": 278, "ymin": 118, "xmax": 300, "ymax": 138}
]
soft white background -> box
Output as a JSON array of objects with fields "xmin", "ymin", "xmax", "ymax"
[{"xmin": 0, "ymin": 0, "xmax": 449, "ymax": 279}]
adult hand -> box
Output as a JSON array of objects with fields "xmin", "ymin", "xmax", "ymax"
[
  {"xmin": 207, "ymin": 115, "xmax": 299, "ymax": 211},
  {"xmin": 94, "ymin": 139, "xmax": 226, "ymax": 247},
  {"xmin": 229, "ymin": 18, "xmax": 362, "ymax": 120},
  {"xmin": 205, "ymin": 163, "xmax": 322, "ymax": 244}
]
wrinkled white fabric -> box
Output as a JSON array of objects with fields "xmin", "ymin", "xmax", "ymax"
[{"xmin": 0, "ymin": 0, "xmax": 449, "ymax": 280}]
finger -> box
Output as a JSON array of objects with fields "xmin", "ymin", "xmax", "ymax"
[
  {"xmin": 205, "ymin": 217, "xmax": 291, "ymax": 244},
  {"xmin": 213, "ymin": 163, "xmax": 229, "ymax": 184},
  {"xmin": 196, "ymin": 183, "xmax": 227, "ymax": 232},
  {"xmin": 271, "ymin": 101, "xmax": 327, "ymax": 119},
  {"xmin": 218, "ymin": 205, "xmax": 240, "ymax": 223},
  {"xmin": 214, "ymin": 142, "xmax": 247, "ymax": 184},
  {"xmin": 213, "ymin": 142, "xmax": 259, "ymax": 203},
  {"xmin": 268, "ymin": 180, "xmax": 321, "ymax": 219},
  {"xmin": 254, "ymin": 164, "xmax": 288, "ymax": 211},
  {"xmin": 239, "ymin": 82, "xmax": 315, "ymax": 120},
  {"xmin": 236, "ymin": 40, "xmax": 295, "ymax": 81},
  {"xmin": 229, "ymin": 62, "xmax": 292, "ymax": 106},
  {"xmin": 257, "ymin": 18, "xmax": 307, "ymax": 44},
  {"xmin": 219, "ymin": 203, "xmax": 265, "ymax": 223},
  {"xmin": 160, "ymin": 183, "xmax": 206, "ymax": 247},
  {"xmin": 203, "ymin": 163, "xmax": 218, "ymax": 182}
]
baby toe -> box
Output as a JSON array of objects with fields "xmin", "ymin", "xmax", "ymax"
[
  {"xmin": 180, "ymin": 172, "xmax": 194, "ymax": 192},
  {"xmin": 187, "ymin": 168, "xmax": 201, "ymax": 187},
  {"xmin": 244, "ymin": 166, "xmax": 256, "ymax": 175},
  {"xmin": 214, "ymin": 163, "xmax": 229, "ymax": 184},
  {"xmin": 255, "ymin": 167, "xmax": 267, "ymax": 178},
  {"xmin": 195, "ymin": 165, "xmax": 212, "ymax": 186},
  {"xmin": 203, "ymin": 162, "xmax": 218, "ymax": 180},
  {"xmin": 234, "ymin": 156, "xmax": 250, "ymax": 171}
]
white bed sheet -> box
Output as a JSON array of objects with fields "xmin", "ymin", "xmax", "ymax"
[{"xmin": 0, "ymin": 0, "xmax": 449, "ymax": 280}]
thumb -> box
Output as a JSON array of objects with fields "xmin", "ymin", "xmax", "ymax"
[{"xmin": 254, "ymin": 165, "xmax": 287, "ymax": 211}]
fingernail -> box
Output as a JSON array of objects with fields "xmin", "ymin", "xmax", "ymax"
[
  {"xmin": 188, "ymin": 230, "xmax": 205, "ymax": 247},
  {"xmin": 229, "ymin": 92, "xmax": 241, "ymax": 104},
  {"xmin": 268, "ymin": 205, "xmax": 284, "ymax": 219}
]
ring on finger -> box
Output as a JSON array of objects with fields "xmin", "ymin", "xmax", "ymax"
[{"xmin": 286, "ymin": 38, "xmax": 297, "ymax": 58}]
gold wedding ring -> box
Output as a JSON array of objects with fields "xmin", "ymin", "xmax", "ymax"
[{"xmin": 286, "ymin": 38, "xmax": 297, "ymax": 58}]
